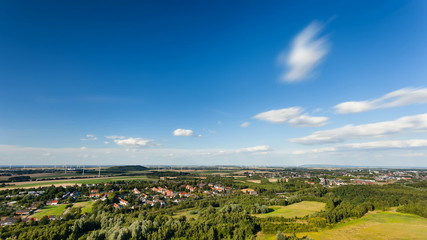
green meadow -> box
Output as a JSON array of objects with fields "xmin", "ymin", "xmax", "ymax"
[
  {"xmin": 73, "ymin": 201, "xmax": 95, "ymax": 214},
  {"xmin": 32, "ymin": 204, "xmax": 68, "ymax": 219},
  {"xmin": 255, "ymin": 201, "xmax": 326, "ymax": 218},
  {"xmin": 172, "ymin": 208, "xmax": 199, "ymax": 219}
]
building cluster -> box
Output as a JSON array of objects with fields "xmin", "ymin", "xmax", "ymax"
[
  {"xmin": 245, "ymin": 168, "xmax": 427, "ymax": 186},
  {"xmin": 319, "ymin": 178, "xmax": 347, "ymax": 186}
]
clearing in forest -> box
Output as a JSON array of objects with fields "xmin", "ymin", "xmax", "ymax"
[
  {"xmin": 255, "ymin": 201, "xmax": 326, "ymax": 218},
  {"xmin": 172, "ymin": 208, "xmax": 199, "ymax": 219},
  {"xmin": 73, "ymin": 201, "xmax": 95, "ymax": 214},
  {"xmin": 32, "ymin": 204, "xmax": 68, "ymax": 219}
]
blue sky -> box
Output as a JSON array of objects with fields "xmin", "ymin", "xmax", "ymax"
[{"xmin": 1, "ymin": 1, "xmax": 427, "ymax": 166}]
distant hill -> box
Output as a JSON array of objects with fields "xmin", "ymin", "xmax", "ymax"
[{"xmin": 106, "ymin": 165, "xmax": 148, "ymax": 173}]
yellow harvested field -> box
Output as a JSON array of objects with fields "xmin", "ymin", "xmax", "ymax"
[{"xmin": 302, "ymin": 211, "xmax": 427, "ymax": 240}]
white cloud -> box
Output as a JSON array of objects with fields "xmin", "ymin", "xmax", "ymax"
[
  {"xmin": 199, "ymin": 145, "xmax": 272, "ymax": 156},
  {"xmin": 345, "ymin": 139, "xmax": 427, "ymax": 150},
  {"xmin": 105, "ymin": 135, "xmax": 126, "ymax": 139},
  {"xmin": 253, "ymin": 107, "xmax": 328, "ymax": 127},
  {"xmin": 292, "ymin": 147, "xmax": 337, "ymax": 155},
  {"xmin": 80, "ymin": 146, "xmax": 87, "ymax": 150},
  {"xmin": 81, "ymin": 134, "xmax": 97, "ymax": 141},
  {"xmin": 290, "ymin": 113, "xmax": 427, "ymax": 145},
  {"xmin": 292, "ymin": 139, "xmax": 427, "ymax": 155},
  {"xmin": 334, "ymin": 87, "xmax": 427, "ymax": 114},
  {"xmin": 114, "ymin": 137, "xmax": 156, "ymax": 148},
  {"xmin": 236, "ymin": 145, "xmax": 271, "ymax": 153},
  {"xmin": 279, "ymin": 21, "xmax": 330, "ymax": 82},
  {"xmin": 240, "ymin": 122, "xmax": 251, "ymax": 128},
  {"xmin": 287, "ymin": 114, "xmax": 329, "ymax": 127},
  {"xmin": 399, "ymin": 152, "xmax": 427, "ymax": 157},
  {"xmin": 173, "ymin": 129, "xmax": 197, "ymax": 137}
]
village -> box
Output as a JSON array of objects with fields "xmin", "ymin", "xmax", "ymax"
[{"xmin": 0, "ymin": 181, "xmax": 237, "ymax": 226}]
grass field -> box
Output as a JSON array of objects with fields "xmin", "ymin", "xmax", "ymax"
[
  {"xmin": 32, "ymin": 204, "xmax": 68, "ymax": 219},
  {"xmin": 256, "ymin": 211, "xmax": 427, "ymax": 240},
  {"xmin": 303, "ymin": 211, "xmax": 427, "ymax": 240},
  {"xmin": 1, "ymin": 176, "xmax": 156, "ymax": 189},
  {"xmin": 73, "ymin": 201, "xmax": 95, "ymax": 214},
  {"xmin": 172, "ymin": 208, "xmax": 199, "ymax": 219},
  {"xmin": 255, "ymin": 201, "xmax": 326, "ymax": 218}
]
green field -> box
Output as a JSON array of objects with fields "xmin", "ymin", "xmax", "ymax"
[
  {"xmin": 73, "ymin": 201, "xmax": 95, "ymax": 214},
  {"xmin": 32, "ymin": 204, "xmax": 68, "ymax": 219},
  {"xmin": 172, "ymin": 208, "xmax": 199, "ymax": 219},
  {"xmin": 257, "ymin": 211, "xmax": 427, "ymax": 240},
  {"xmin": 32, "ymin": 173, "xmax": 98, "ymax": 179},
  {"xmin": 1, "ymin": 176, "xmax": 156, "ymax": 189},
  {"xmin": 255, "ymin": 201, "xmax": 326, "ymax": 218},
  {"xmin": 303, "ymin": 211, "xmax": 427, "ymax": 240}
]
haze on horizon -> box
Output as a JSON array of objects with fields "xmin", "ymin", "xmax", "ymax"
[{"xmin": 1, "ymin": 1, "xmax": 427, "ymax": 167}]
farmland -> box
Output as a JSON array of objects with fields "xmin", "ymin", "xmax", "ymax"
[{"xmin": 0, "ymin": 175, "xmax": 156, "ymax": 189}]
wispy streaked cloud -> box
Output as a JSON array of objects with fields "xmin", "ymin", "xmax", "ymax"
[
  {"xmin": 80, "ymin": 134, "xmax": 97, "ymax": 141},
  {"xmin": 292, "ymin": 139, "xmax": 427, "ymax": 154},
  {"xmin": 253, "ymin": 107, "xmax": 328, "ymax": 127},
  {"xmin": 335, "ymin": 87, "xmax": 427, "ymax": 114},
  {"xmin": 105, "ymin": 135, "xmax": 126, "ymax": 140},
  {"xmin": 279, "ymin": 21, "xmax": 330, "ymax": 82},
  {"xmin": 290, "ymin": 113, "xmax": 427, "ymax": 145},
  {"xmin": 235, "ymin": 145, "xmax": 271, "ymax": 153},
  {"xmin": 240, "ymin": 122, "xmax": 251, "ymax": 128}
]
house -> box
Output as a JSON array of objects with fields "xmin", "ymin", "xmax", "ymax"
[
  {"xmin": 90, "ymin": 189, "xmax": 99, "ymax": 193},
  {"xmin": 0, "ymin": 217, "xmax": 16, "ymax": 226},
  {"xmin": 15, "ymin": 210, "xmax": 31, "ymax": 215},
  {"xmin": 48, "ymin": 215, "xmax": 57, "ymax": 220},
  {"xmin": 113, "ymin": 203, "xmax": 122, "ymax": 209},
  {"xmin": 118, "ymin": 198, "xmax": 129, "ymax": 206},
  {"xmin": 100, "ymin": 194, "xmax": 109, "ymax": 201},
  {"xmin": 71, "ymin": 191, "xmax": 80, "ymax": 198},
  {"xmin": 240, "ymin": 188, "xmax": 258, "ymax": 195},
  {"xmin": 47, "ymin": 200, "xmax": 58, "ymax": 205},
  {"xmin": 213, "ymin": 185, "xmax": 225, "ymax": 192},
  {"xmin": 179, "ymin": 192, "xmax": 190, "ymax": 198},
  {"xmin": 185, "ymin": 185, "xmax": 196, "ymax": 192},
  {"xmin": 133, "ymin": 188, "xmax": 141, "ymax": 194},
  {"xmin": 89, "ymin": 193, "xmax": 101, "ymax": 198}
]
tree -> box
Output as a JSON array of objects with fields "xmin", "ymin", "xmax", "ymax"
[{"xmin": 276, "ymin": 231, "xmax": 287, "ymax": 240}]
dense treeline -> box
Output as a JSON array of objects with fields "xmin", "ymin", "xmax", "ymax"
[{"xmin": 397, "ymin": 200, "xmax": 427, "ymax": 218}]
